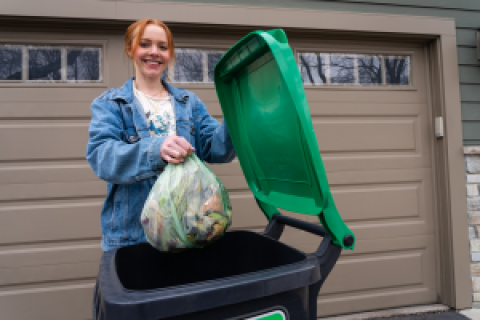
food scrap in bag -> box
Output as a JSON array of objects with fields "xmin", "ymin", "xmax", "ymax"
[{"xmin": 140, "ymin": 154, "xmax": 232, "ymax": 252}]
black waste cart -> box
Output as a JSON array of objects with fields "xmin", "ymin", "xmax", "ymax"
[{"xmin": 93, "ymin": 29, "xmax": 355, "ymax": 320}]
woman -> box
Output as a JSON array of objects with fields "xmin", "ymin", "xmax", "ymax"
[{"xmin": 86, "ymin": 18, "xmax": 235, "ymax": 251}]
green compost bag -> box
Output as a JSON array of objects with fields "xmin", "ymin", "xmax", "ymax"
[{"xmin": 140, "ymin": 154, "xmax": 233, "ymax": 252}]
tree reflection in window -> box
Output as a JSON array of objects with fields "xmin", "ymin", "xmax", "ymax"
[
  {"xmin": 298, "ymin": 52, "xmax": 410, "ymax": 86},
  {"xmin": 0, "ymin": 47, "xmax": 22, "ymax": 80},
  {"xmin": 299, "ymin": 53, "xmax": 327, "ymax": 84},
  {"xmin": 67, "ymin": 48, "xmax": 100, "ymax": 81},
  {"xmin": 358, "ymin": 55, "xmax": 382, "ymax": 84},
  {"xmin": 170, "ymin": 49, "xmax": 227, "ymax": 83},
  {"xmin": 174, "ymin": 50, "xmax": 203, "ymax": 82},
  {"xmin": 28, "ymin": 48, "xmax": 62, "ymax": 80},
  {"xmin": 330, "ymin": 54, "xmax": 355, "ymax": 84},
  {"xmin": 385, "ymin": 56, "xmax": 410, "ymax": 85},
  {"xmin": 208, "ymin": 52, "xmax": 223, "ymax": 82}
]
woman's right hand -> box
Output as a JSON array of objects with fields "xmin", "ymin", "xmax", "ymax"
[{"xmin": 160, "ymin": 136, "xmax": 195, "ymax": 163}]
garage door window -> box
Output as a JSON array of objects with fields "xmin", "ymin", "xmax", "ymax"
[
  {"xmin": 170, "ymin": 49, "xmax": 225, "ymax": 83},
  {"xmin": 0, "ymin": 44, "xmax": 102, "ymax": 83},
  {"xmin": 0, "ymin": 45, "xmax": 22, "ymax": 80},
  {"xmin": 298, "ymin": 52, "xmax": 410, "ymax": 86}
]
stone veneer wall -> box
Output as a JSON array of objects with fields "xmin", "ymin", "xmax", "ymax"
[{"xmin": 465, "ymin": 147, "xmax": 480, "ymax": 306}]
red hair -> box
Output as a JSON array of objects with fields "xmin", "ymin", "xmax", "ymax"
[{"xmin": 125, "ymin": 18, "xmax": 176, "ymax": 68}]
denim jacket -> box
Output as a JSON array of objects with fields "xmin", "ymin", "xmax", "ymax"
[{"xmin": 86, "ymin": 77, "xmax": 235, "ymax": 251}]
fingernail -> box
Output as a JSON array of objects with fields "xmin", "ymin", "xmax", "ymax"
[{"xmin": 180, "ymin": 158, "xmax": 184, "ymax": 162}]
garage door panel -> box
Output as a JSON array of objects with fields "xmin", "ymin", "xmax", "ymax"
[
  {"xmin": 232, "ymin": 211, "xmax": 433, "ymax": 243},
  {"xmin": 321, "ymin": 252, "xmax": 424, "ymax": 294},
  {"xmin": 322, "ymin": 236, "xmax": 437, "ymax": 295},
  {"xmin": 224, "ymin": 184, "xmax": 427, "ymax": 231},
  {"xmin": 0, "ymin": 243, "xmax": 100, "ymax": 288},
  {"xmin": 340, "ymin": 234, "xmax": 435, "ymax": 257},
  {"xmin": 332, "ymin": 184, "xmax": 421, "ymax": 221},
  {"xmin": 0, "ymin": 282, "xmax": 94, "ymax": 320},
  {"xmin": 0, "ymin": 123, "xmax": 89, "ymax": 161},
  {"xmin": 229, "ymin": 193, "xmax": 267, "ymax": 229},
  {"xmin": 0, "ymin": 101, "xmax": 91, "ymax": 118},
  {"xmin": 0, "ymin": 163, "xmax": 106, "ymax": 202},
  {"xmin": 309, "ymin": 102, "xmax": 424, "ymax": 117},
  {"xmin": 319, "ymin": 115, "xmax": 431, "ymax": 172},
  {"xmin": 204, "ymin": 101, "xmax": 223, "ymax": 117},
  {"xmin": 280, "ymin": 225, "xmax": 433, "ymax": 254},
  {"xmin": 0, "ymin": 87, "xmax": 107, "ymax": 102},
  {"xmin": 314, "ymin": 118, "xmax": 417, "ymax": 152},
  {"xmin": 202, "ymin": 93, "xmax": 427, "ymax": 118},
  {"xmin": 0, "ymin": 162, "xmax": 96, "ymax": 185},
  {"xmin": 305, "ymin": 89, "xmax": 424, "ymax": 104},
  {"xmin": 0, "ymin": 244, "xmax": 102, "ymax": 269},
  {"xmin": 202, "ymin": 100, "xmax": 427, "ymax": 119},
  {"xmin": 0, "ymin": 181, "xmax": 106, "ymax": 202},
  {"xmin": 207, "ymin": 160, "xmax": 243, "ymax": 176},
  {"xmin": 202, "ymin": 99, "xmax": 427, "ymax": 120},
  {"xmin": 0, "ymin": 261, "xmax": 98, "ymax": 287},
  {"xmin": 217, "ymin": 175, "xmax": 248, "ymax": 191},
  {"xmin": 329, "ymin": 169, "xmax": 434, "ymax": 228},
  {"xmin": 327, "ymin": 168, "xmax": 432, "ymax": 185},
  {"xmin": 316, "ymin": 287, "xmax": 435, "ymax": 317},
  {"xmin": 0, "ymin": 201, "xmax": 102, "ymax": 244},
  {"xmin": 317, "ymin": 240, "xmax": 437, "ymax": 316},
  {"xmin": 322, "ymin": 154, "xmax": 427, "ymax": 172},
  {"xmin": 349, "ymin": 221, "xmax": 434, "ymax": 241},
  {"xmin": 185, "ymin": 87, "xmax": 221, "ymax": 104},
  {"xmin": 280, "ymin": 221, "xmax": 434, "ymax": 253}
]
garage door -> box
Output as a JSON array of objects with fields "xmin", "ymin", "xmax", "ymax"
[
  {"xmin": 0, "ymin": 28, "xmax": 437, "ymax": 319},
  {"xmin": 196, "ymin": 37, "xmax": 438, "ymax": 317},
  {"xmin": 0, "ymin": 30, "xmax": 129, "ymax": 320},
  {"xmin": 293, "ymin": 39, "xmax": 437, "ymax": 316}
]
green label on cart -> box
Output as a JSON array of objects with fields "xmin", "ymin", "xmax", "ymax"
[{"xmin": 245, "ymin": 310, "xmax": 286, "ymax": 320}]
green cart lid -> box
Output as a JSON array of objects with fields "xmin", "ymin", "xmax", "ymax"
[{"xmin": 214, "ymin": 29, "xmax": 355, "ymax": 249}]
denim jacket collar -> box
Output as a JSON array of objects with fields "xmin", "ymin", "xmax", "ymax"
[{"xmin": 112, "ymin": 76, "xmax": 189, "ymax": 104}]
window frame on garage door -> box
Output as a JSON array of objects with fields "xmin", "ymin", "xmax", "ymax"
[
  {"xmin": 0, "ymin": 38, "xmax": 109, "ymax": 88},
  {"xmin": 295, "ymin": 47, "xmax": 416, "ymax": 88}
]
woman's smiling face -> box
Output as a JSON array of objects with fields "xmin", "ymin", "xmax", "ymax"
[{"xmin": 131, "ymin": 24, "xmax": 171, "ymax": 80}]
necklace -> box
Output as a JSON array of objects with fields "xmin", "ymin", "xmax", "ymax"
[
  {"xmin": 148, "ymin": 86, "xmax": 165, "ymax": 97},
  {"xmin": 134, "ymin": 80, "xmax": 165, "ymax": 98},
  {"xmin": 134, "ymin": 80, "xmax": 167, "ymax": 114},
  {"xmin": 140, "ymin": 90, "xmax": 165, "ymax": 114}
]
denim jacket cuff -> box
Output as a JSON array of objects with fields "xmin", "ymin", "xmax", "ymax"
[{"xmin": 148, "ymin": 136, "xmax": 168, "ymax": 173}]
